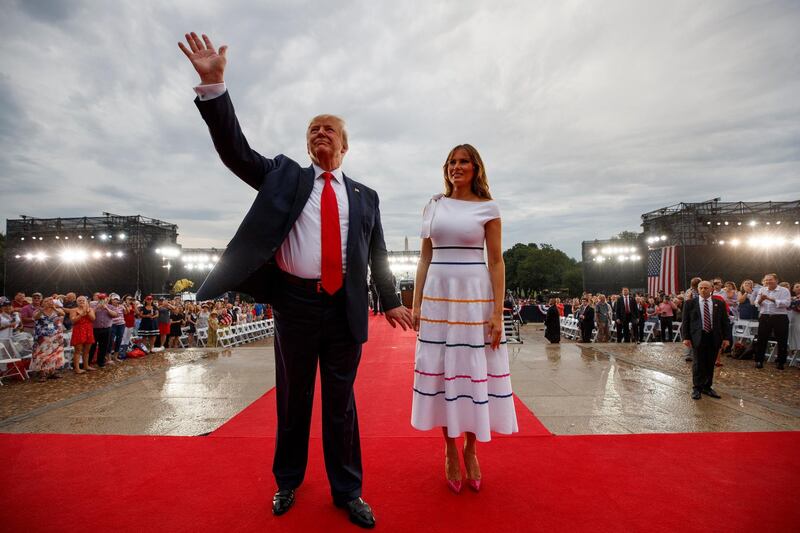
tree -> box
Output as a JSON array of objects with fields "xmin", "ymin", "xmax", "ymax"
[{"xmin": 503, "ymin": 242, "xmax": 583, "ymax": 296}]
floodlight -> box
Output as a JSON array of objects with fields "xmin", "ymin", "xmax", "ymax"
[
  {"xmin": 118, "ymin": 232, "xmax": 127, "ymax": 240},
  {"xmin": 92, "ymin": 251, "xmax": 102, "ymax": 259},
  {"xmin": 212, "ymin": 255, "xmax": 219, "ymax": 262},
  {"xmin": 730, "ymin": 238, "xmax": 741, "ymax": 246},
  {"xmin": 590, "ymin": 248, "xmax": 598, "ymax": 255},
  {"xmin": 115, "ymin": 251, "xmax": 124, "ymax": 258}
]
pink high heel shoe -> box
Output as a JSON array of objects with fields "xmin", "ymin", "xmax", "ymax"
[
  {"xmin": 464, "ymin": 448, "xmax": 482, "ymax": 493},
  {"xmin": 445, "ymin": 453, "xmax": 462, "ymax": 494}
]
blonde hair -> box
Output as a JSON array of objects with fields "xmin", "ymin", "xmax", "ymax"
[
  {"xmin": 308, "ymin": 114, "xmax": 348, "ymax": 150},
  {"xmin": 442, "ymin": 144, "xmax": 492, "ymax": 199}
]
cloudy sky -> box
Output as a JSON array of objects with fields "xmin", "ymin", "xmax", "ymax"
[{"xmin": 1, "ymin": 0, "xmax": 798, "ymax": 258}]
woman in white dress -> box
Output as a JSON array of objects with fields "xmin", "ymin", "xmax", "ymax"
[{"xmin": 411, "ymin": 144, "xmax": 518, "ymax": 494}]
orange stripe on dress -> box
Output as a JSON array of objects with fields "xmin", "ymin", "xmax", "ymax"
[
  {"xmin": 423, "ymin": 296, "xmax": 494, "ymax": 303},
  {"xmin": 420, "ymin": 317, "xmax": 488, "ymax": 326}
]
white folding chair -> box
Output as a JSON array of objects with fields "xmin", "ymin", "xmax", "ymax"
[
  {"xmin": 671, "ymin": 321, "xmax": 682, "ymax": 342},
  {"xmin": 642, "ymin": 321, "xmax": 656, "ymax": 343},
  {"xmin": 0, "ymin": 341, "xmax": 28, "ymax": 384}
]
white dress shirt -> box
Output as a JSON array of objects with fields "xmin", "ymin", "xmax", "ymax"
[
  {"xmin": 756, "ymin": 285, "xmax": 791, "ymax": 316},
  {"xmin": 698, "ymin": 297, "xmax": 713, "ymax": 327},
  {"xmin": 193, "ymin": 83, "xmax": 349, "ymax": 279}
]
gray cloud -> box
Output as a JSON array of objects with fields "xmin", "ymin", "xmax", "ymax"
[{"xmin": 1, "ymin": 0, "xmax": 799, "ymax": 259}]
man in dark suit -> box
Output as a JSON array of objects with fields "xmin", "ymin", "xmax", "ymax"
[
  {"xmin": 613, "ymin": 287, "xmax": 638, "ymax": 343},
  {"xmin": 577, "ymin": 297, "xmax": 595, "ymax": 343},
  {"xmin": 180, "ymin": 32, "xmax": 412, "ymax": 529},
  {"xmin": 681, "ymin": 280, "xmax": 731, "ymax": 400}
]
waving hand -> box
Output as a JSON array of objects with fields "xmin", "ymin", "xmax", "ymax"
[{"xmin": 178, "ymin": 32, "xmax": 227, "ymax": 85}]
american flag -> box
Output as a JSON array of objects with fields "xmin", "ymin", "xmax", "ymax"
[{"xmin": 647, "ymin": 246, "xmax": 679, "ymax": 295}]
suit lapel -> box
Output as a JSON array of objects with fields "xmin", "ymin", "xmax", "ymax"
[
  {"xmin": 344, "ymin": 174, "xmax": 362, "ymax": 267},
  {"xmin": 290, "ymin": 167, "xmax": 315, "ymax": 223}
]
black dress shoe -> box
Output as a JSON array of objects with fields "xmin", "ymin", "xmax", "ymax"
[
  {"xmin": 685, "ymin": 355, "xmax": 693, "ymax": 362},
  {"xmin": 335, "ymin": 497, "xmax": 376, "ymax": 529},
  {"xmin": 691, "ymin": 389, "xmax": 701, "ymax": 400},
  {"xmin": 755, "ymin": 361, "xmax": 764, "ymax": 369},
  {"xmin": 272, "ymin": 489, "xmax": 295, "ymax": 516},
  {"xmin": 776, "ymin": 362, "xmax": 785, "ymax": 370},
  {"xmin": 702, "ymin": 388, "xmax": 721, "ymax": 399}
]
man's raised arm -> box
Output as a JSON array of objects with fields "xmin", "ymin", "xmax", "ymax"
[{"xmin": 179, "ymin": 32, "xmax": 273, "ymax": 190}]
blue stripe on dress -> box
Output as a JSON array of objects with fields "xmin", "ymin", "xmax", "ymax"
[
  {"xmin": 417, "ymin": 338, "xmax": 508, "ymax": 348},
  {"xmin": 413, "ymin": 388, "xmax": 513, "ymax": 404}
]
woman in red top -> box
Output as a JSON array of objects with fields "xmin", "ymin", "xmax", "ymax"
[{"xmin": 67, "ymin": 296, "xmax": 96, "ymax": 374}]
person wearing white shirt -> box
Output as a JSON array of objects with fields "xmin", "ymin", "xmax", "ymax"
[
  {"xmin": 753, "ymin": 273, "xmax": 791, "ymax": 369},
  {"xmin": 179, "ymin": 31, "xmax": 413, "ymax": 528},
  {"xmin": 0, "ymin": 297, "xmax": 21, "ymax": 358}
]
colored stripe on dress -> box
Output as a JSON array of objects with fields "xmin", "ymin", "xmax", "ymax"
[
  {"xmin": 414, "ymin": 369, "xmax": 511, "ymax": 382},
  {"xmin": 423, "ymin": 296, "xmax": 494, "ymax": 303},
  {"xmin": 417, "ymin": 338, "xmax": 508, "ymax": 348},
  {"xmin": 420, "ymin": 317, "xmax": 487, "ymax": 326},
  {"xmin": 432, "ymin": 246, "xmax": 484, "ymax": 250},
  {"xmin": 430, "ymin": 262, "xmax": 486, "ymax": 265},
  {"xmin": 412, "ymin": 388, "xmax": 514, "ymax": 404}
]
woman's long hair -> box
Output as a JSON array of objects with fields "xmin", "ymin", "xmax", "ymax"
[{"xmin": 442, "ymin": 144, "xmax": 492, "ymax": 199}]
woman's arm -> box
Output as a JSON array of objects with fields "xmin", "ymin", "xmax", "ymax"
[
  {"xmin": 485, "ymin": 218, "xmax": 504, "ymax": 349},
  {"xmin": 411, "ymin": 238, "xmax": 433, "ymax": 331}
]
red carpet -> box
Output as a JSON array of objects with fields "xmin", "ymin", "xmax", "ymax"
[{"xmin": 2, "ymin": 316, "xmax": 798, "ymax": 532}]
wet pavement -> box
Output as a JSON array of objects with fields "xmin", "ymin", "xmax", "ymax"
[
  {"xmin": 509, "ymin": 324, "xmax": 800, "ymax": 435},
  {"xmin": 1, "ymin": 327, "xmax": 798, "ymax": 436}
]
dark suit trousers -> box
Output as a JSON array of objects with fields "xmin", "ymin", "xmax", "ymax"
[
  {"xmin": 580, "ymin": 322, "xmax": 593, "ymax": 343},
  {"xmin": 272, "ymin": 282, "xmax": 363, "ymax": 504},
  {"xmin": 754, "ymin": 314, "xmax": 789, "ymax": 364},
  {"xmin": 692, "ymin": 331, "xmax": 717, "ymax": 390},
  {"xmin": 617, "ymin": 317, "xmax": 633, "ymax": 342}
]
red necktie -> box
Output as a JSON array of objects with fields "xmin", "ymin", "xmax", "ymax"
[
  {"xmin": 703, "ymin": 299, "xmax": 712, "ymax": 332},
  {"xmin": 320, "ymin": 172, "xmax": 343, "ymax": 295}
]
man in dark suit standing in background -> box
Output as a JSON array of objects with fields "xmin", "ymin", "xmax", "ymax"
[
  {"xmin": 180, "ymin": 32, "xmax": 412, "ymax": 529},
  {"xmin": 613, "ymin": 287, "xmax": 638, "ymax": 343},
  {"xmin": 577, "ymin": 296, "xmax": 595, "ymax": 343},
  {"xmin": 681, "ymin": 280, "xmax": 731, "ymax": 400}
]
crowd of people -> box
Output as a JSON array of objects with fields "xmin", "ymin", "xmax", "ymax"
[
  {"xmin": 0, "ymin": 291, "xmax": 273, "ymax": 382},
  {"xmin": 540, "ymin": 273, "xmax": 800, "ymax": 370}
]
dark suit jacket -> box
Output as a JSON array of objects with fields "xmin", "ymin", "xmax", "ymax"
[
  {"xmin": 613, "ymin": 295, "xmax": 639, "ymax": 321},
  {"xmin": 194, "ymin": 91, "xmax": 400, "ymax": 343},
  {"xmin": 578, "ymin": 305, "xmax": 595, "ymax": 327},
  {"xmin": 544, "ymin": 306, "xmax": 560, "ymax": 342},
  {"xmin": 680, "ymin": 297, "xmax": 732, "ymax": 350}
]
